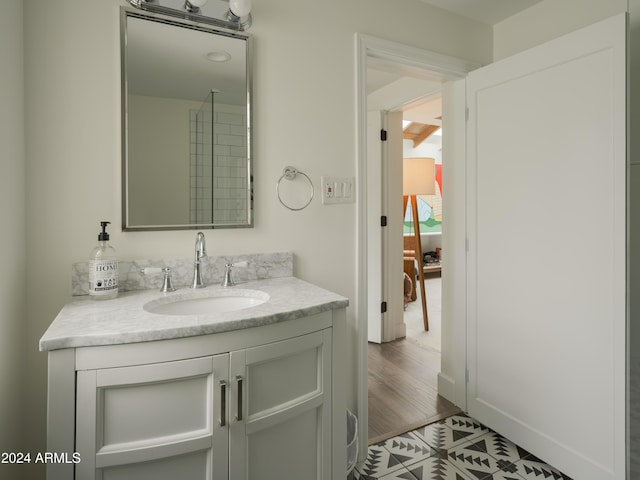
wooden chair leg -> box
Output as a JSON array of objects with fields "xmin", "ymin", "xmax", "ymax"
[{"xmin": 407, "ymin": 195, "xmax": 428, "ymax": 331}]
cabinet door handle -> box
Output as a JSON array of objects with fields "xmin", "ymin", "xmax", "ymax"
[
  {"xmin": 235, "ymin": 375, "xmax": 244, "ymax": 421},
  {"xmin": 219, "ymin": 380, "xmax": 227, "ymax": 427}
]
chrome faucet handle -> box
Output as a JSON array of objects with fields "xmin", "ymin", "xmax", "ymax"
[
  {"xmin": 141, "ymin": 266, "xmax": 176, "ymax": 293},
  {"xmin": 160, "ymin": 267, "xmax": 176, "ymax": 293},
  {"xmin": 222, "ymin": 264, "xmax": 236, "ymax": 287},
  {"xmin": 222, "ymin": 261, "xmax": 248, "ymax": 287}
]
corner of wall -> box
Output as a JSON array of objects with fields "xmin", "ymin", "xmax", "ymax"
[{"xmin": 0, "ymin": 1, "xmax": 26, "ymax": 478}]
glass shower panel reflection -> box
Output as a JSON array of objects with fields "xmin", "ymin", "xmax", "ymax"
[
  {"xmin": 190, "ymin": 90, "xmax": 249, "ymax": 225},
  {"xmin": 191, "ymin": 92, "xmax": 213, "ymax": 224}
]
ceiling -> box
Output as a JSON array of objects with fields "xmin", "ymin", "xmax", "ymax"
[{"xmin": 418, "ymin": 0, "xmax": 543, "ymax": 25}]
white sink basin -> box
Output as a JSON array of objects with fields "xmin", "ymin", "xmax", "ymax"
[{"xmin": 144, "ymin": 289, "xmax": 269, "ymax": 316}]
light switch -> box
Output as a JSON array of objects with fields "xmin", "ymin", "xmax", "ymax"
[{"xmin": 321, "ymin": 176, "xmax": 355, "ymax": 204}]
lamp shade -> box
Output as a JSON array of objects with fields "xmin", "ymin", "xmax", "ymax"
[{"xmin": 403, "ymin": 157, "xmax": 436, "ymax": 196}]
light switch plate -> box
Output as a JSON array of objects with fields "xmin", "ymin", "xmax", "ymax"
[{"xmin": 321, "ymin": 176, "xmax": 355, "ymax": 204}]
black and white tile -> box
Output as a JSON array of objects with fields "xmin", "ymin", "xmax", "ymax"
[
  {"xmin": 412, "ymin": 415, "xmax": 488, "ymax": 444},
  {"xmin": 444, "ymin": 440, "xmax": 501, "ymax": 479},
  {"xmin": 467, "ymin": 432, "xmax": 530, "ymax": 462},
  {"xmin": 356, "ymin": 443, "xmax": 407, "ymax": 479},
  {"xmin": 354, "ymin": 414, "xmax": 572, "ymax": 480},
  {"xmin": 515, "ymin": 456, "xmax": 573, "ymax": 480},
  {"xmin": 381, "ymin": 432, "xmax": 433, "ymax": 465},
  {"xmin": 401, "ymin": 456, "xmax": 471, "ymax": 480}
]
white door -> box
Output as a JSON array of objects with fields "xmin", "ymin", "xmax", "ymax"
[
  {"xmin": 367, "ymin": 110, "xmax": 404, "ymax": 343},
  {"xmin": 466, "ymin": 13, "xmax": 626, "ymax": 480},
  {"xmin": 367, "ymin": 110, "xmax": 385, "ymax": 343}
]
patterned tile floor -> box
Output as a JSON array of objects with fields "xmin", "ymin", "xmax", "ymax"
[{"xmin": 354, "ymin": 414, "xmax": 572, "ymax": 480}]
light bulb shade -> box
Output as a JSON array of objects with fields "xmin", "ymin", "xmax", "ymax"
[
  {"xmin": 189, "ymin": 0, "xmax": 208, "ymax": 6},
  {"xmin": 403, "ymin": 157, "xmax": 436, "ymax": 196},
  {"xmin": 230, "ymin": 0, "xmax": 251, "ymax": 17}
]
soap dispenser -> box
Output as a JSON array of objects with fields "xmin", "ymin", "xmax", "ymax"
[{"xmin": 88, "ymin": 221, "xmax": 118, "ymax": 300}]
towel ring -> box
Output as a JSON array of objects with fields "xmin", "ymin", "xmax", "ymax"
[{"xmin": 276, "ymin": 166, "xmax": 314, "ymax": 211}]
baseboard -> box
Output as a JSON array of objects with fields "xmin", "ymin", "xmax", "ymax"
[
  {"xmin": 394, "ymin": 321, "xmax": 406, "ymax": 340},
  {"xmin": 437, "ymin": 372, "xmax": 456, "ymax": 404}
]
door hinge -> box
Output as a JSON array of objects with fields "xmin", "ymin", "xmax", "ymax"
[
  {"xmin": 465, "ymin": 368, "xmax": 469, "ymax": 384},
  {"xmin": 381, "ymin": 215, "xmax": 388, "ymax": 227},
  {"xmin": 380, "ymin": 129, "xmax": 388, "ymax": 141},
  {"xmin": 465, "ymin": 107, "xmax": 469, "ymax": 122},
  {"xmin": 381, "ymin": 301, "xmax": 388, "ymax": 314}
]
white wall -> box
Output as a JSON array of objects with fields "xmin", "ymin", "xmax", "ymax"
[
  {"xmin": 0, "ymin": 2, "xmax": 25, "ymax": 479},
  {"xmin": 493, "ymin": 0, "xmax": 628, "ymax": 61},
  {"xmin": 20, "ymin": 0, "xmax": 491, "ymax": 475},
  {"xmin": 403, "ymin": 138, "xmax": 442, "ymax": 164}
]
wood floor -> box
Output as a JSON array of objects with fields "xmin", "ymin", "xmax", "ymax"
[{"xmin": 367, "ymin": 339, "xmax": 461, "ymax": 445}]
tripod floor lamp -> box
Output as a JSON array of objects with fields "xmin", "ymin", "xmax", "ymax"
[{"xmin": 403, "ymin": 157, "xmax": 436, "ymax": 331}]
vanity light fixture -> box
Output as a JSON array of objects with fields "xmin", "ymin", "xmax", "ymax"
[
  {"xmin": 128, "ymin": 0, "xmax": 252, "ymax": 31},
  {"xmin": 227, "ymin": 0, "xmax": 252, "ymax": 29},
  {"xmin": 184, "ymin": 0, "xmax": 208, "ymax": 14}
]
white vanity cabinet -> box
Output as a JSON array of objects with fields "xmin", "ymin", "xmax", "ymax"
[
  {"xmin": 45, "ymin": 309, "xmax": 346, "ymax": 480},
  {"xmin": 75, "ymin": 354, "xmax": 229, "ymax": 480}
]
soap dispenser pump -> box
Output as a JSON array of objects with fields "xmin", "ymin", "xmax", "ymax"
[{"xmin": 88, "ymin": 221, "xmax": 118, "ymax": 300}]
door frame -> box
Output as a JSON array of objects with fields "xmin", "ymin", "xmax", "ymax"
[{"xmin": 354, "ymin": 33, "xmax": 478, "ymax": 458}]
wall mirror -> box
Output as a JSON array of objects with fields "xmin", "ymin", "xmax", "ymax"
[{"xmin": 121, "ymin": 8, "xmax": 252, "ymax": 230}]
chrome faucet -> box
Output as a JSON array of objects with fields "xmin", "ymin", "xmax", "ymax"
[
  {"xmin": 222, "ymin": 261, "xmax": 248, "ymax": 287},
  {"xmin": 191, "ymin": 232, "xmax": 207, "ymax": 288}
]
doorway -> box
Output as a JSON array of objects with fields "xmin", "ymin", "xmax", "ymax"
[
  {"xmin": 355, "ymin": 33, "xmax": 476, "ymax": 455},
  {"xmin": 400, "ymin": 95, "xmax": 443, "ymax": 353},
  {"xmin": 367, "ymin": 92, "xmax": 455, "ymax": 443}
]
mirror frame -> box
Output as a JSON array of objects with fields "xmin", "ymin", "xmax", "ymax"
[{"xmin": 120, "ymin": 7, "xmax": 253, "ymax": 231}]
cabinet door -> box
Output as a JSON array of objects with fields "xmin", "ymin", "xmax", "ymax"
[
  {"xmin": 229, "ymin": 329, "xmax": 332, "ymax": 480},
  {"xmin": 76, "ymin": 354, "xmax": 229, "ymax": 480}
]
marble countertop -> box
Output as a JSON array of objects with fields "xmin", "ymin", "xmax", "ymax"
[{"xmin": 39, "ymin": 277, "xmax": 349, "ymax": 351}]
